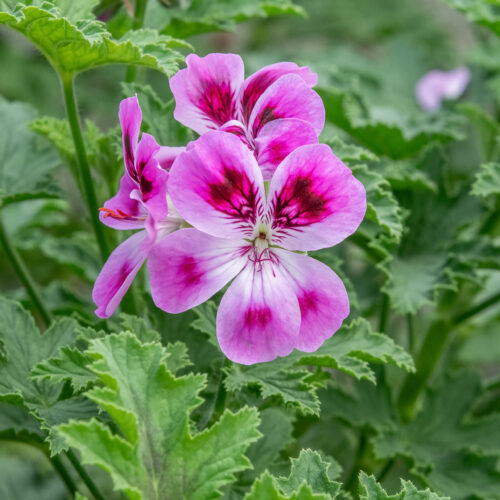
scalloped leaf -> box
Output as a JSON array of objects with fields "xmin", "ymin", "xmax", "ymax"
[
  {"xmin": 472, "ymin": 162, "xmax": 500, "ymax": 199},
  {"xmin": 0, "ymin": 2, "xmax": 189, "ymax": 77},
  {"xmin": 0, "ymin": 97, "xmax": 61, "ymax": 208},
  {"xmin": 57, "ymin": 332, "xmax": 261, "ymax": 500}
]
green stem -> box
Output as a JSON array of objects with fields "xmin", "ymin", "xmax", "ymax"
[
  {"xmin": 376, "ymin": 457, "xmax": 395, "ymax": 483},
  {"xmin": 397, "ymin": 319, "xmax": 450, "ymax": 422},
  {"xmin": 452, "ymin": 291, "xmax": 500, "ymax": 325},
  {"xmin": 378, "ymin": 294, "xmax": 389, "ymax": 333},
  {"xmin": 407, "ymin": 314, "xmax": 415, "ymax": 354},
  {"xmin": 66, "ymin": 449, "xmax": 106, "ymax": 500},
  {"xmin": 345, "ymin": 431, "xmax": 368, "ymax": 493},
  {"xmin": 0, "ymin": 214, "xmax": 52, "ymax": 327},
  {"xmin": 61, "ymin": 75, "xmax": 109, "ymax": 262},
  {"xmin": 49, "ymin": 454, "xmax": 77, "ymax": 496},
  {"xmin": 125, "ymin": 0, "xmax": 147, "ymax": 83}
]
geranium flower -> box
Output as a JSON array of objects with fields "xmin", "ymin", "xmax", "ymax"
[
  {"xmin": 147, "ymin": 131, "xmax": 366, "ymax": 364},
  {"xmin": 93, "ymin": 96, "xmax": 184, "ymax": 318},
  {"xmin": 169, "ymin": 53, "xmax": 324, "ymax": 179},
  {"xmin": 416, "ymin": 66, "xmax": 470, "ymax": 111}
]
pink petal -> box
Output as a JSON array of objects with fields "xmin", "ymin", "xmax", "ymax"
[
  {"xmin": 93, "ymin": 231, "xmax": 150, "ymax": 318},
  {"xmin": 168, "ymin": 131, "xmax": 265, "ymax": 239},
  {"xmin": 416, "ymin": 66, "xmax": 470, "ymax": 112},
  {"xmin": 134, "ymin": 133, "xmax": 168, "ymax": 222},
  {"xmin": 147, "ymin": 228, "xmax": 248, "ymax": 314},
  {"xmin": 217, "ymin": 259, "xmax": 301, "ymax": 365},
  {"xmin": 248, "ymin": 74, "xmax": 325, "ymax": 139},
  {"xmin": 119, "ymin": 96, "xmax": 142, "ymax": 181},
  {"xmin": 267, "ymin": 144, "xmax": 366, "ymax": 251},
  {"xmin": 99, "ymin": 174, "xmax": 146, "ymax": 230},
  {"xmin": 275, "ymin": 250, "xmax": 349, "ymax": 352},
  {"xmin": 219, "ymin": 119, "xmax": 252, "ymax": 148},
  {"xmin": 254, "ymin": 118, "xmax": 318, "ymax": 180},
  {"xmin": 155, "ymin": 146, "xmax": 185, "ymax": 170},
  {"xmin": 169, "ymin": 53, "xmax": 244, "ymax": 135},
  {"xmin": 240, "ymin": 62, "xmax": 317, "ymax": 123}
]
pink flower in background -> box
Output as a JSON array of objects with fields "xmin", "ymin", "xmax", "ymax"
[
  {"xmin": 416, "ymin": 66, "xmax": 470, "ymax": 111},
  {"xmin": 169, "ymin": 53, "xmax": 324, "ymax": 179},
  {"xmin": 147, "ymin": 132, "xmax": 366, "ymax": 364},
  {"xmin": 93, "ymin": 96, "xmax": 183, "ymax": 318}
]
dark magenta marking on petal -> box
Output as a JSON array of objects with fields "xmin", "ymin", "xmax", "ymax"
[
  {"xmin": 252, "ymin": 106, "xmax": 278, "ymax": 137},
  {"xmin": 180, "ymin": 256, "xmax": 203, "ymax": 286},
  {"xmin": 207, "ymin": 166, "xmax": 262, "ymax": 228},
  {"xmin": 197, "ymin": 79, "xmax": 237, "ymax": 126},
  {"xmin": 242, "ymin": 71, "xmax": 282, "ymax": 124},
  {"xmin": 124, "ymin": 133, "xmax": 137, "ymax": 181},
  {"xmin": 271, "ymin": 175, "xmax": 330, "ymax": 232},
  {"xmin": 298, "ymin": 290, "xmax": 318, "ymax": 314},
  {"xmin": 244, "ymin": 306, "xmax": 272, "ymax": 327}
]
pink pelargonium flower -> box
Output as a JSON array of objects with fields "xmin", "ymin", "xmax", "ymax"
[
  {"xmin": 416, "ymin": 66, "xmax": 470, "ymax": 112},
  {"xmin": 93, "ymin": 96, "xmax": 184, "ymax": 318},
  {"xmin": 169, "ymin": 53, "xmax": 325, "ymax": 180},
  {"xmin": 147, "ymin": 132, "xmax": 366, "ymax": 364}
]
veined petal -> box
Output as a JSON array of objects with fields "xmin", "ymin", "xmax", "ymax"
[
  {"xmin": 275, "ymin": 250, "xmax": 349, "ymax": 352},
  {"xmin": 119, "ymin": 96, "xmax": 142, "ymax": 181},
  {"xmin": 248, "ymin": 74, "xmax": 325, "ymax": 139},
  {"xmin": 134, "ymin": 133, "xmax": 168, "ymax": 222},
  {"xmin": 170, "ymin": 53, "xmax": 244, "ymax": 135},
  {"xmin": 168, "ymin": 131, "xmax": 265, "ymax": 239},
  {"xmin": 217, "ymin": 258, "xmax": 301, "ymax": 364},
  {"xmin": 219, "ymin": 119, "xmax": 252, "ymax": 148},
  {"xmin": 93, "ymin": 231, "xmax": 150, "ymax": 318},
  {"xmin": 267, "ymin": 144, "xmax": 366, "ymax": 251},
  {"xmin": 147, "ymin": 228, "xmax": 248, "ymax": 314},
  {"xmin": 99, "ymin": 174, "xmax": 146, "ymax": 230},
  {"xmin": 254, "ymin": 118, "xmax": 318, "ymax": 180},
  {"xmin": 155, "ymin": 146, "xmax": 185, "ymax": 170},
  {"xmin": 240, "ymin": 61, "xmax": 317, "ymax": 123}
]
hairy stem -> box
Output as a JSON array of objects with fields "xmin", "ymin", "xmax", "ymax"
[
  {"xmin": 378, "ymin": 294, "xmax": 389, "ymax": 333},
  {"xmin": 407, "ymin": 314, "xmax": 415, "ymax": 354},
  {"xmin": 125, "ymin": 0, "xmax": 148, "ymax": 83},
  {"xmin": 0, "ymin": 214, "xmax": 52, "ymax": 327},
  {"xmin": 66, "ymin": 449, "xmax": 106, "ymax": 500},
  {"xmin": 452, "ymin": 291, "xmax": 500, "ymax": 325},
  {"xmin": 376, "ymin": 457, "xmax": 395, "ymax": 483},
  {"xmin": 61, "ymin": 75, "xmax": 109, "ymax": 262},
  {"xmin": 49, "ymin": 454, "xmax": 77, "ymax": 496}
]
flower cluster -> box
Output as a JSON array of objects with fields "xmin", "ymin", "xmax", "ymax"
[{"xmin": 94, "ymin": 53, "xmax": 367, "ymax": 364}]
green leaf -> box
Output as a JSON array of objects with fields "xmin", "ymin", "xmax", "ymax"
[
  {"xmin": 119, "ymin": 314, "xmax": 161, "ymax": 343},
  {"xmin": 358, "ymin": 472, "xmax": 448, "ymax": 500},
  {"xmin": 191, "ymin": 300, "xmax": 221, "ymax": 348},
  {"xmin": 57, "ymin": 332, "xmax": 261, "ymax": 500},
  {"xmin": 472, "ymin": 163, "xmax": 500, "ymax": 199},
  {"xmin": 278, "ymin": 450, "xmax": 341, "ymax": 497},
  {"xmin": 245, "ymin": 472, "xmax": 330, "ymax": 500},
  {"xmin": 225, "ymin": 319, "xmax": 414, "ymax": 414},
  {"xmin": 318, "ymin": 86, "xmax": 465, "ymax": 159},
  {"xmin": 0, "ymin": 97, "xmax": 61, "ymax": 207},
  {"xmin": 351, "ymin": 164, "xmax": 404, "ymax": 241},
  {"xmin": 326, "ymin": 137, "xmax": 379, "ymax": 164},
  {"xmin": 144, "ymin": 0, "xmax": 305, "ymax": 39},
  {"xmin": 0, "ymin": 2, "xmax": 189, "ymax": 77},
  {"xmin": 0, "ymin": 297, "xmax": 99, "ymax": 454},
  {"xmin": 441, "ymin": 0, "xmax": 500, "ymax": 37},
  {"xmin": 381, "ymin": 253, "xmax": 453, "ymax": 315},
  {"xmin": 373, "ymin": 371, "xmax": 500, "ymax": 499}
]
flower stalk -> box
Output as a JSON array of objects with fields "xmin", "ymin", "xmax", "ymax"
[
  {"xmin": 0, "ymin": 214, "xmax": 52, "ymax": 327},
  {"xmin": 61, "ymin": 75, "xmax": 110, "ymax": 262}
]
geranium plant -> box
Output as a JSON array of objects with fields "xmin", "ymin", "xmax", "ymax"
[{"xmin": 0, "ymin": 1, "xmax": 499, "ymax": 499}]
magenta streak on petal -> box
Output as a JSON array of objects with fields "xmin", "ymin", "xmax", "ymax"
[
  {"xmin": 241, "ymin": 71, "xmax": 281, "ymax": 124},
  {"xmin": 124, "ymin": 133, "xmax": 138, "ymax": 182},
  {"xmin": 251, "ymin": 106, "xmax": 278, "ymax": 138},
  {"xmin": 197, "ymin": 79, "xmax": 237, "ymax": 127},
  {"xmin": 206, "ymin": 165, "xmax": 263, "ymax": 231},
  {"xmin": 243, "ymin": 306, "xmax": 272, "ymax": 327},
  {"xmin": 270, "ymin": 175, "xmax": 331, "ymax": 239}
]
